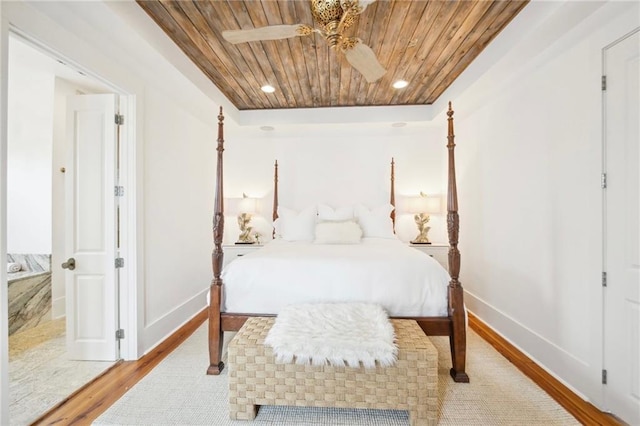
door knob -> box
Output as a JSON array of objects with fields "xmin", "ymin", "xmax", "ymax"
[{"xmin": 62, "ymin": 258, "xmax": 76, "ymax": 270}]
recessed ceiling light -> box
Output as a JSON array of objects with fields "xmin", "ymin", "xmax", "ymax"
[
  {"xmin": 260, "ymin": 125, "xmax": 275, "ymax": 131},
  {"xmin": 393, "ymin": 80, "xmax": 409, "ymax": 89},
  {"xmin": 392, "ymin": 122, "xmax": 407, "ymax": 128},
  {"xmin": 261, "ymin": 85, "xmax": 276, "ymax": 93}
]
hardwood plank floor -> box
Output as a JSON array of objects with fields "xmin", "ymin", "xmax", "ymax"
[
  {"xmin": 468, "ymin": 312, "xmax": 623, "ymax": 426},
  {"xmin": 31, "ymin": 309, "xmax": 208, "ymax": 425},
  {"xmin": 31, "ymin": 309, "xmax": 621, "ymax": 425}
]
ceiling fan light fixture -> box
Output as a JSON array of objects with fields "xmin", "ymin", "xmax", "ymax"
[
  {"xmin": 222, "ymin": 0, "xmax": 386, "ymax": 83},
  {"xmin": 393, "ymin": 80, "xmax": 409, "ymax": 89},
  {"xmin": 261, "ymin": 85, "xmax": 276, "ymax": 93}
]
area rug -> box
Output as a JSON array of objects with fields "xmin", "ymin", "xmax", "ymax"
[{"xmin": 94, "ymin": 323, "xmax": 579, "ymax": 425}]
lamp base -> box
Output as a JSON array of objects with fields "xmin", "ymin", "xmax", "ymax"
[
  {"xmin": 235, "ymin": 241, "xmax": 255, "ymax": 245},
  {"xmin": 410, "ymin": 241, "xmax": 432, "ymax": 245}
]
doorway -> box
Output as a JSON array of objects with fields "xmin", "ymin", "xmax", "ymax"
[
  {"xmin": 5, "ymin": 34, "xmax": 131, "ymax": 424},
  {"xmin": 602, "ymin": 27, "xmax": 640, "ymax": 426}
]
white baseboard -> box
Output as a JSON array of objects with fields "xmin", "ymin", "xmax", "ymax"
[
  {"xmin": 140, "ymin": 288, "xmax": 208, "ymax": 356},
  {"xmin": 51, "ymin": 296, "xmax": 65, "ymax": 319},
  {"xmin": 464, "ymin": 290, "xmax": 597, "ymax": 403}
]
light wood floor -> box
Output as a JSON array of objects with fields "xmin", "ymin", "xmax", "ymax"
[{"xmin": 31, "ymin": 309, "xmax": 621, "ymax": 425}]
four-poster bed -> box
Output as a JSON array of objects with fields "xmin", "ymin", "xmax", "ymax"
[{"xmin": 207, "ymin": 102, "xmax": 468, "ymax": 383}]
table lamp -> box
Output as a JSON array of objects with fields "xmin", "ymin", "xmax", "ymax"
[
  {"xmin": 408, "ymin": 192, "xmax": 441, "ymax": 244},
  {"xmin": 236, "ymin": 193, "xmax": 257, "ymax": 244}
]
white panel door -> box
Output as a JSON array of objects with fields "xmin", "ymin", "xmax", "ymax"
[
  {"xmin": 604, "ymin": 29, "xmax": 640, "ymax": 425},
  {"xmin": 64, "ymin": 94, "xmax": 118, "ymax": 361}
]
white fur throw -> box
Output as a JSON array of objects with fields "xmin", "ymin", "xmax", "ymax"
[{"xmin": 264, "ymin": 303, "xmax": 397, "ymax": 368}]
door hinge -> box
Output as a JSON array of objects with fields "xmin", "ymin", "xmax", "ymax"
[
  {"xmin": 601, "ymin": 75, "xmax": 607, "ymax": 91},
  {"xmin": 114, "ymin": 186, "xmax": 124, "ymax": 197},
  {"xmin": 601, "ymin": 173, "xmax": 607, "ymax": 189},
  {"xmin": 115, "ymin": 257, "xmax": 125, "ymax": 268},
  {"xmin": 602, "ymin": 271, "xmax": 607, "ymax": 287},
  {"xmin": 116, "ymin": 329, "xmax": 125, "ymax": 340},
  {"xmin": 602, "ymin": 369, "xmax": 607, "ymax": 384},
  {"xmin": 115, "ymin": 114, "xmax": 124, "ymax": 125}
]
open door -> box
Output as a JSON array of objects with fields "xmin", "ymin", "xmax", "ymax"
[{"xmin": 64, "ymin": 94, "xmax": 119, "ymax": 361}]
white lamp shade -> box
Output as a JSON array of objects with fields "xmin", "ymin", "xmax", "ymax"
[
  {"xmin": 238, "ymin": 197, "xmax": 257, "ymax": 214},
  {"xmin": 408, "ymin": 195, "xmax": 441, "ymax": 214}
]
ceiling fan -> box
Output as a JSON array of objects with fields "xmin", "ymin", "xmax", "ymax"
[{"xmin": 222, "ymin": 0, "xmax": 386, "ymax": 83}]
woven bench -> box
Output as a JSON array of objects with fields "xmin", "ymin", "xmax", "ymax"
[{"xmin": 228, "ymin": 317, "xmax": 438, "ymax": 425}]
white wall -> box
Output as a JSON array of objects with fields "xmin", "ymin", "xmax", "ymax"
[
  {"xmin": 6, "ymin": 47, "xmax": 54, "ymax": 254},
  {"xmin": 221, "ymin": 122, "xmax": 449, "ymax": 245},
  {"xmin": 0, "ymin": 1, "xmax": 219, "ymax": 363},
  {"xmin": 51, "ymin": 77, "xmax": 68, "ymax": 319},
  {"xmin": 141, "ymin": 88, "xmax": 215, "ymax": 339},
  {"xmin": 448, "ymin": 0, "xmax": 639, "ymax": 410},
  {"xmin": 1, "ymin": 2, "xmax": 9, "ymax": 423}
]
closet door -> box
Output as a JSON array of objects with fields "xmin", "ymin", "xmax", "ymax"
[{"xmin": 603, "ymin": 28, "xmax": 639, "ymax": 426}]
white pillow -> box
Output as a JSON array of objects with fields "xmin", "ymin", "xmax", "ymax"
[
  {"xmin": 317, "ymin": 204, "xmax": 354, "ymax": 221},
  {"xmin": 354, "ymin": 204, "xmax": 396, "ymax": 239},
  {"xmin": 314, "ymin": 220, "xmax": 363, "ymax": 244},
  {"xmin": 277, "ymin": 206, "xmax": 317, "ymax": 242}
]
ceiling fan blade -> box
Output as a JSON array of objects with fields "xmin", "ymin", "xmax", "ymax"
[
  {"xmin": 344, "ymin": 41, "xmax": 386, "ymax": 83},
  {"xmin": 222, "ymin": 25, "xmax": 311, "ymax": 44}
]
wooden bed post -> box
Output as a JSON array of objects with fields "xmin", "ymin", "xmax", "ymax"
[
  {"xmin": 208, "ymin": 107, "xmax": 225, "ymax": 375},
  {"xmin": 446, "ymin": 102, "xmax": 469, "ymax": 383},
  {"xmin": 272, "ymin": 160, "xmax": 278, "ymax": 238},
  {"xmin": 390, "ymin": 158, "xmax": 396, "ymax": 228}
]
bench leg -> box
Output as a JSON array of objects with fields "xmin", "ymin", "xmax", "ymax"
[
  {"xmin": 229, "ymin": 401, "xmax": 257, "ymax": 420},
  {"xmin": 409, "ymin": 407, "xmax": 437, "ymax": 426}
]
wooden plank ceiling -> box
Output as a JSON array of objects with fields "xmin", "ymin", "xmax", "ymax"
[{"xmin": 137, "ymin": 0, "xmax": 528, "ymax": 110}]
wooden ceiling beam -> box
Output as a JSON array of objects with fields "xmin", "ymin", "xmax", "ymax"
[
  {"xmin": 371, "ymin": 0, "xmax": 426, "ymax": 106},
  {"xmin": 399, "ymin": 0, "xmax": 475, "ymax": 105},
  {"xmin": 136, "ymin": 0, "xmax": 529, "ymax": 110},
  {"xmin": 421, "ymin": 0, "xmax": 529, "ymax": 104},
  {"xmin": 393, "ymin": 0, "xmax": 451, "ymax": 105},
  {"xmin": 174, "ymin": 1, "xmax": 270, "ymax": 109},
  {"xmin": 362, "ymin": 1, "xmax": 395, "ymax": 105},
  {"xmin": 365, "ymin": 0, "xmax": 413, "ymax": 105},
  {"xmin": 211, "ymin": 1, "xmax": 289, "ymax": 109},
  {"xmin": 278, "ymin": 0, "xmax": 314, "ymax": 108}
]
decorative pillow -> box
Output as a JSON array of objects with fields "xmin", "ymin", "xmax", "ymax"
[
  {"xmin": 317, "ymin": 204, "xmax": 354, "ymax": 221},
  {"xmin": 354, "ymin": 204, "xmax": 396, "ymax": 239},
  {"xmin": 314, "ymin": 220, "xmax": 363, "ymax": 244},
  {"xmin": 276, "ymin": 206, "xmax": 317, "ymax": 242}
]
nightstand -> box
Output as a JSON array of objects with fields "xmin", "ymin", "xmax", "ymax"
[
  {"xmin": 409, "ymin": 243, "xmax": 449, "ymax": 271},
  {"xmin": 222, "ymin": 244, "xmax": 263, "ymax": 269}
]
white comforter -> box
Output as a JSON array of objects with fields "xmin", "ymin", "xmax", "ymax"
[{"xmin": 222, "ymin": 238, "xmax": 450, "ymax": 317}]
